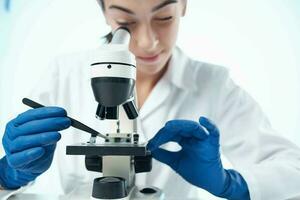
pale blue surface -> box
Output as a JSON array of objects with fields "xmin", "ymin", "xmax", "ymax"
[{"xmin": 5, "ymin": 0, "xmax": 10, "ymax": 11}]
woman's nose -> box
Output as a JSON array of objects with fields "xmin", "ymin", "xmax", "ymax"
[{"xmin": 135, "ymin": 25, "xmax": 158, "ymax": 51}]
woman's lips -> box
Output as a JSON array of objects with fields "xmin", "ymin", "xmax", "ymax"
[{"xmin": 136, "ymin": 54, "xmax": 160, "ymax": 64}]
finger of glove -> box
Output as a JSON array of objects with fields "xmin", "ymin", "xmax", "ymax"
[
  {"xmin": 43, "ymin": 143, "xmax": 56, "ymax": 153},
  {"xmin": 22, "ymin": 144, "xmax": 56, "ymax": 173},
  {"xmin": 2, "ymin": 133, "xmax": 12, "ymax": 155},
  {"xmin": 8, "ymin": 132, "xmax": 61, "ymax": 154},
  {"xmin": 6, "ymin": 147, "xmax": 45, "ymax": 169},
  {"xmin": 148, "ymin": 120, "xmax": 208, "ymax": 151},
  {"xmin": 8, "ymin": 117, "xmax": 71, "ymax": 140},
  {"xmin": 151, "ymin": 148, "xmax": 180, "ymax": 171},
  {"xmin": 147, "ymin": 127, "xmax": 182, "ymax": 152},
  {"xmin": 166, "ymin": 120, "xmax": 209, "ymax": 139},
  {"xmin": 199, "ymin": 117, "xmax": 220, "ymax": 145},
  {"xmin": 13, "ymin": 107, "xmax": 67, "ymax": 126}
]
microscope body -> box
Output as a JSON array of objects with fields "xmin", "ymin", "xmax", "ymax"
[{"xmin": 66, "ymin": 28, "xmax": 164, "ymax": 200}]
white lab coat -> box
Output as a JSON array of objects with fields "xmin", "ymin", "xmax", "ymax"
[{"xmin": 2, "ymin": 47, "xmax": 300, "ymax": 200}]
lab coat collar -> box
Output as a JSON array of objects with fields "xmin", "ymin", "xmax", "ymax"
[{"xmin": 168, "ymin": 46, "xmax": 194, "ymax": 90}]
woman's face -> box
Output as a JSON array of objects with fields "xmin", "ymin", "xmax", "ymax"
[{"xmin": 103, "ymin": 0, "xmax": 186, "ymax": 76}]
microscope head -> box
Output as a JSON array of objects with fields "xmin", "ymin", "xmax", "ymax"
[{"xmin": 90, "ymin": 27, "xmax": 138, "ymax": 120}]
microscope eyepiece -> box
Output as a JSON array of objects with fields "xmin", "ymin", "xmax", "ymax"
[
  {"xmin": 111, "ymin": 27, "xmax": 131, "ymax": 45},
  {"xmin": 115, "ymin": 26, "xmax": 130, "ymax": 34}
]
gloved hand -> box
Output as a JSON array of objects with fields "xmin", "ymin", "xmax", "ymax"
[
  {"xmin": 147, "ymin": 117, "xmax": 250, "ymax": 200},
  {"xmin": 0, "ymin": 107, "xmax": 71, "ymax": 189}
]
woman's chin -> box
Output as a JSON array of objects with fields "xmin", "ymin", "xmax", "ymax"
[
  {"xmin": 136, "ymin": 53, "xmax": 170, "ymax": 77},
  {"xmin": 137, "ymin": 64, "xmax": 167, "ymax": 78}
]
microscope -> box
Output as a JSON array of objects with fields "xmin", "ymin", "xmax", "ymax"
[{"xmin": 66, "ymin": 28, "xmax": 165, "ymax": 200}]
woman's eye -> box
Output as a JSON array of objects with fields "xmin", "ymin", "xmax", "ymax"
[
  {"xmin": 155, "ymin": 16, "xmax": 173, "ymax": 21},
  {"xmin": 116, "ymin": 21, "xmax": 136, "ymax": 26}
]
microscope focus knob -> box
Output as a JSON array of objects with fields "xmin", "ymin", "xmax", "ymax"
[{"xmin": 92, "ymin": 176, "xmax": 127, "ymax": 199}]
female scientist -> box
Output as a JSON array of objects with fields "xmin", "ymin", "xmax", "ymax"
[{"xmin": 1, "ymin": 0, "xmax": 300, "ymax": 199}]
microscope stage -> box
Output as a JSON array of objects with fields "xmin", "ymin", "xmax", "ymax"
[{"xmin": 66, "ymin": 143, "xmax": 149, "ymax": 156}]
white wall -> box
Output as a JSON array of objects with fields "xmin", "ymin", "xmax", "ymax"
[{"xmin": 178, "ymin": 0, "xmax": 300, "ymax": 143}]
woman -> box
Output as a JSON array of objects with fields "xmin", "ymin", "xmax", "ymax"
[{"xmin": 1, "ymin": 0, "xmax": 300, "ymax": 199}]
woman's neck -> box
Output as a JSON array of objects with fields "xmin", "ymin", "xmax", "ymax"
[{"xmin": 136, "ymin": 65, "xmax": 168, "ymax": 109}]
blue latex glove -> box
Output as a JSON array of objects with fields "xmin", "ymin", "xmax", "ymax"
[
  {"xmin": 0, "ymin": 107, "xmax": 71, "ymax": 189},
  {"xmin": 147, "ymin": 117, "xmax": 250, "ymax": 200}
]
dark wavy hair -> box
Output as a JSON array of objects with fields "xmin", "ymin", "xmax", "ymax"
[{"xmin": 97, "ymin": 0, "xmax": 113, "ymax": 42}]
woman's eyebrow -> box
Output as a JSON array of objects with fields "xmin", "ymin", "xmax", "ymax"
[
  {"xmin": 109, "ymin": 5, "xmax": 135, "ymax": 15},
  {"xmin": 152, "ymin": 0, "xmax": 178, "ymax": 12},
  {"xmin": 108, "ymin": 0, "xmax": 178, "ymax": 15}
]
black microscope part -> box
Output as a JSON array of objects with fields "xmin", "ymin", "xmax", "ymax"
[
  {"xmin": 92, "ymin": 177, "xmax": 127, "ymax": 199},
  {"xmin": 85, "ymin": 154, "xmax": 152, "ymax": 173},
  {"xmin": 123, "ymin": 100, "xmax": 138, "ymax": 119},
  {"xmin": 140, "ymin": 187, "xmax": 157, "ymax": 194},
  {"xmin": 96, "ymin": 104, "xmax": 106, "ymax": 120}
]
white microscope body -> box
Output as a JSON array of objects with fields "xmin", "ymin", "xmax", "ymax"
[{"xmin": 66, "ymin": 28, "xmax": 164, "ymax": 200}]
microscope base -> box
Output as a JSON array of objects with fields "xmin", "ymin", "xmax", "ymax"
[
  {"xmin": 90, "ymin": 185, "xmax": 164, "ymax": 200},
  {"xmin": 66, "ymin": 143, "xmax": 161, "ymax": 199}
]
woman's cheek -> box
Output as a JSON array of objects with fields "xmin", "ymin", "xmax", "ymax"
[{"xmin": 158, "ymin": 23, "xmax": 179, "ymax": 49}]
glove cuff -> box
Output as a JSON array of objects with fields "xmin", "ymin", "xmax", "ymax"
[{"xmin": 217, "ymin": 169, "xmax": 250, "ymax": 200}]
